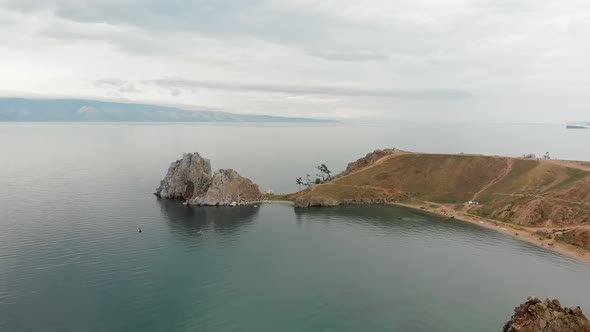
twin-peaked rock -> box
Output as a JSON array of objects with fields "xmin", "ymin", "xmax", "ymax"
[{"xmin": 156, "ymin": 152, "xmax": 261, "ymax": 205}]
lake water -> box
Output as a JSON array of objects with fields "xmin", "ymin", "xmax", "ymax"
[{"xmin": 1, "ymin": 123, "xmax": 590, "ymax": 331}]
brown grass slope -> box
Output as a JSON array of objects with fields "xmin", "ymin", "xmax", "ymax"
[
  {"xmin": 334, "ymin": 153, "xmax": 508, "ymax": 202},
  {"xmin": 473, "ymin": 159, "xmax": 590, "ymax": 226},
  {"xmin": 296, "ymin": 152, "xmax": 590, "ymax": 228}
]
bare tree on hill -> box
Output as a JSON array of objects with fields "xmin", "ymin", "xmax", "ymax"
[{"xmin": 316, "ymin": 164, "xmax": 332, "ymax": 182}]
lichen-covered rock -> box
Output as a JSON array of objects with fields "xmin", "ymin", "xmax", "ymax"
[
  {"xmin": 156, "ymin": 153, "xmax": 261, "ymax": 206},
  {"xmin": 156, "ymin": 153, "xmax": 212, "ymax": 199},
  {"xmin": 503, "ymin": 296, "xmax": 590, "ymax": 332},
  {"xmin": 191, "ymin": 169, "xmax": 261, "ymax": 206}
]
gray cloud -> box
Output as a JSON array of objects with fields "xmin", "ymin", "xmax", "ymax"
[
  {"xmin": 1, "ymin": 0, "xmax": 462, "ymax": 57},
  {"xmin": 169, "ymin": 88, "xmax": 182, "ymax": 97},
  {"xmin": 92, "ymin": 78, "xmax": 142, "ymax": 94},
  {"xmin": 117, "ymin": 85, "xmax": 142, "ymax": 93},
  {"xmin": 147, "ymin": 78, "xmax": 472, "ymax": 100},
  {"xmin": 308, "ymin": 51, "xmax": 390, "ymax": 62},
  {"xmin": 1, "ymin": 0, "xmax": 590, "ymax": 122},
  {"xmin": 93, "ymin": 78, "xmax": 127, "ymax": 87},
  {"xmin": 37, "ymin": 17, "xmax": 188, "ymax": 56}
]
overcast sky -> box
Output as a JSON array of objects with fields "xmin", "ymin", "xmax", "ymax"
[{"xmin": 1, "ymin": 0, "xmax": 589, "ymax": 122}]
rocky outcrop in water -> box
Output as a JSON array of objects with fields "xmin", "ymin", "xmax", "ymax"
[
  {"xmin": 156, "ymin": 153, "xmax": 261, "ymax": 205},
  {"xmin": 503, "ymin": 296, "xmax": 590, "ymax": 332},
  {"xmin": 156, "ymin": 153, "xmax": 212, "ymax": 200}
]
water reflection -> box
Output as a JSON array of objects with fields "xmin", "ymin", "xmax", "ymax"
[
  {"xmin": 294, "ymin": 204, "xmax": 453, "ymax": 230},
  {"xmin": 294, "ymin": 204, "xmax": 412, "ymax": 221},
  {"xmin": 295, "ymin": 204, "xmax": 590, "ymax": 269},
  {"xmin": 156, "ymin": 198, "xmax": 259, "ymax": 238},
  {"xmin": 295, "ymin": 204, "xmax": 511, "ymax": 235}
]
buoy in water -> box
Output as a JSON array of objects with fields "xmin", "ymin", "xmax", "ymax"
[{"xmin": 138, "ymin": 228, "xmax": 142, "ymax": 233}]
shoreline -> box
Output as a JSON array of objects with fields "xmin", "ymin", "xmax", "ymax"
[{"xmin": 387, "ymin": 201, "xmax": 590, "ymax": 265}]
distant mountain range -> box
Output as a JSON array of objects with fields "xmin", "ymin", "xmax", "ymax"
[{"xmin": 0, "ymin": 98, "xmax": 336, "ymax": 123}]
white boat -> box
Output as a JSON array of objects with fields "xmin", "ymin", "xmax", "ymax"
[
  {"xmin": 566, "ymin": 122, "xmax": 590, "ymax": 129},
  {"xmin": 229, "ymin": 201, "xmax": 237, "ymax": 207}
]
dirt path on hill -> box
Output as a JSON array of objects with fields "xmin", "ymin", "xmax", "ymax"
[
  {"xmin": 470, "ymin": 158, "xmax": 514, "ymax": 202},
  {"xmin": 478, "ymin": 192, "xmax": 590, "ymax": 206}
]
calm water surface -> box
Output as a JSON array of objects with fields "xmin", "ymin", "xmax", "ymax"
[{"xmin": 1, "ymin": 123, "xmax": 590, "ymax": 331}]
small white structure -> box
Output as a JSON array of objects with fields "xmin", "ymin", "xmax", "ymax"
[
  {"xmin": 265, "ymin": 189, "xmax": 274, "ymax": 195},
  {"xmin": 467, "ymin": 200, "xmax": 481, "ymax": 205},
  {"xmin": 229, "ymin": 201, "xmax": 237, "ymax": 207}
]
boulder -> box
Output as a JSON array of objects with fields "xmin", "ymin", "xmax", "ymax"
[
  {"xmin": 156, "ymin": 153, "xmax": 261, "ymax": 206},
  {"xmin": 191, "ymin": 169, "xmax": 261, "ymax": 206},
  {"xmin": 503, "ymin": 297, "xmax": 590, "ymax": 332}
]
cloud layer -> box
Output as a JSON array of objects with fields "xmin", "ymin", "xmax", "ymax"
[{"xmin": 1, "ymin": 0, "xmax": 589, "ymax": 122}]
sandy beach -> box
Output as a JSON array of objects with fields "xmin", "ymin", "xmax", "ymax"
[{"xmin": 389, "ymin": 201, "xmax": 590, "ymax": 265}]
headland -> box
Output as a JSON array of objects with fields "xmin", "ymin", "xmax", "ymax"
[{"xmin": 289, "ymin": 149, "xmax": 590, "ymax": 263}]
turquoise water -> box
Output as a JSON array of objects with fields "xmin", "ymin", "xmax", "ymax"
[{"xmin": 1, "ymin": 123, "xmax": 590, "ymax": 331}]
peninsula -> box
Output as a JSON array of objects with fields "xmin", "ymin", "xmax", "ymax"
[
  {"xmin": 290, "ymin": 149, "xmax": 590, "ymax": 262},
  {"xmin": 155, "ymin": 149, "xmax": 590, "ymax": 262}
]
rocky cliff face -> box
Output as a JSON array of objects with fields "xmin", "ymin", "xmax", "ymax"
[
  {"xmin": 156, "ymin": 153, "xmax": 261, "ymax": 205},
  {"xmin": 503, "ymin": 297, "xmax": 590, "ymax": 332},
  {"xmin": 335, "ymin": 148, "xmax": 400, "ymax": 179},
  {"xmin": 191, "ymin": 169, "xmax": 261, "ymax": 206},
  {"xmin": 156, "ymin": 153, "xmax": 212, "ymax": 200}
]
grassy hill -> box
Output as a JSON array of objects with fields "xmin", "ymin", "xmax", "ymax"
[{"xmin": 294, "ymin": 150, "xmax": 590, "ymax": 228}]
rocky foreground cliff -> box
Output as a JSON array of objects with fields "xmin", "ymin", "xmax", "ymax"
[
  {"xmin": 503, "ymin": 297, "xmax": 590, "ymax": 332},
  {"xmin": 156, "ymin": 152, "xmax": 261, "ymax": 205}
]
